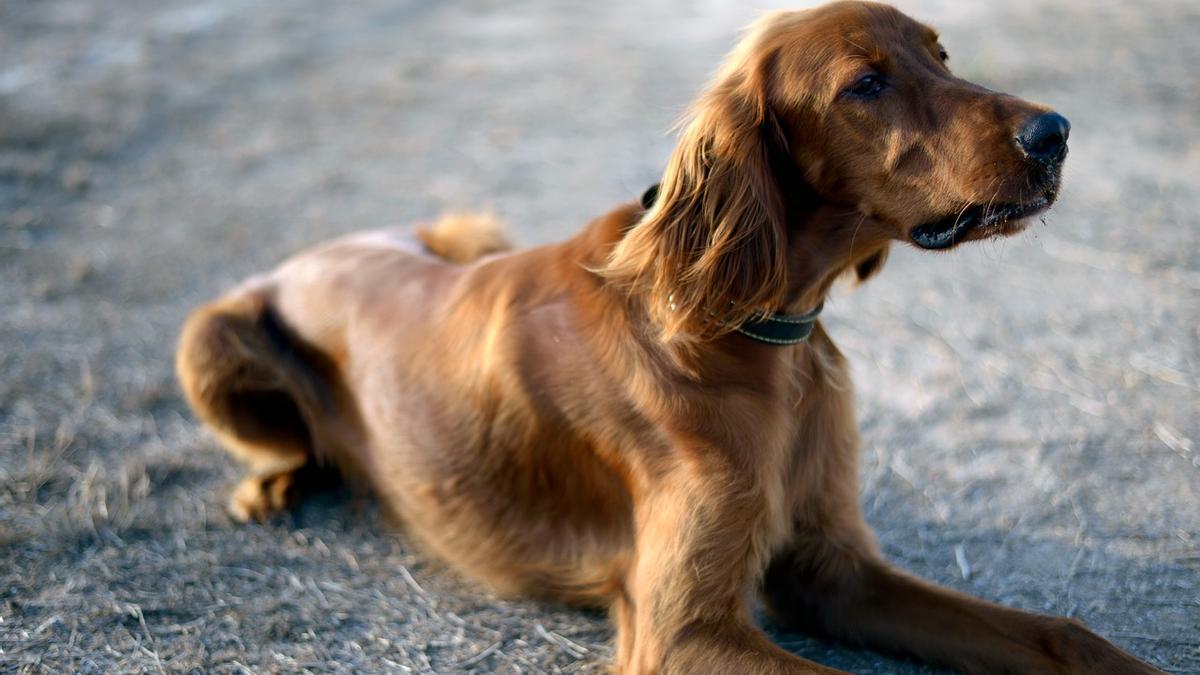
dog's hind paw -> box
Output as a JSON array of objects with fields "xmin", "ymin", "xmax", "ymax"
[{"xmin": 227, "ymin": 472, "xmax": 295, "ymax": 523}]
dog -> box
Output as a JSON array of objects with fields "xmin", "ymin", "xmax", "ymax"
[{"xmin": 177, "ymin": 2, "xmax": 1161, "ymax": 672}]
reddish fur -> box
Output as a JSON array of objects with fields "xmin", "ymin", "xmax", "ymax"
[
  {"xmin": 415, "ymin": 211, "xmax": 512, "ymax": 264},
  {"xmin": 177, "ymin": 3, "xmax": 1159, "ymax": 673}
]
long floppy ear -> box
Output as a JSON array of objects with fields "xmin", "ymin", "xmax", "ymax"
[{"xmin": 601, "ymin": 45, "xmax": 788, "ymax": 343}]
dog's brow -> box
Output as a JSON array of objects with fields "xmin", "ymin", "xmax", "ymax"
[
  {"xmin": 839, "ymin": 32, "xmax": 890, "ymax": 69},
  {"xmin": 840, "ymin": 32, "xmax": 872, "ymax": 56}
]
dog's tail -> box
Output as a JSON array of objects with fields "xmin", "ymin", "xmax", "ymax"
[
  {"xmin": 415, "ymin": 211, "xmax": 513, "ymax": 264},
  {"xmin": 176, "ymin": 291, "xmax": 326, "ymax": 473}
]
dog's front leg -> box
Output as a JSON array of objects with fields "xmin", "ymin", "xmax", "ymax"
[
  {"xmin": 762, "ymin": 537, "xmax": 1162, "ymax": 674},
  {"xmin": 762, "ymin": 496, "xmax": 1162, "ymax": 673},
  {"xmin": 758, "ymin": 354, "xmax": 1161, "ymax": 674},
  {"xmin": 614, "ymin": 454, "xmax": 845, "ymax": 675}
]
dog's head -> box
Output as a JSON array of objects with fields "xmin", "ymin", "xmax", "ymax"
[
  {"xmin": 768, "ymin": 2, "xmax": 1068, "ymax": 250},
  {"xmin": 604, "ymin": 1, "xmax": 1069, "ymax": 341}
]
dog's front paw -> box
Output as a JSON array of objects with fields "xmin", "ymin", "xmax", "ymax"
[{"xmin": 1047, "ymin": 619, "xmax": 1164, "ymax": 674}]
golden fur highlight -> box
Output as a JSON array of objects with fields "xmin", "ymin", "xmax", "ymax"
[{"xmin": 415, "ymin": 211, "xmax": 512, "ymax": 264}]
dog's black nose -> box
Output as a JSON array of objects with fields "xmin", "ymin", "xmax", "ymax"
[{"xmin": 1017, "ymin": 112, "xmax": 1070, "ymax": 163}]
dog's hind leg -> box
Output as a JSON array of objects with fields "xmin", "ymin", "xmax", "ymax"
[{"xmin": 176, "ymin": 290, "xmax": 333, "ymax": 522}]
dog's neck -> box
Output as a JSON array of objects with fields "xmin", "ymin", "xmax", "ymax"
[
  {"xmin": 777, "ymin": 197, "xmax": 894, "ymax": 317},
  {"xmin": 596, "ymin": 186, "xmax": 890, "ymax": 351},
  {"xmin": 632, "ymin": 182, "xmax": 882, "ymax": 317},
  {"xmin": 761, "ymin": 143, "xmax": 892, "ymax": 317}
]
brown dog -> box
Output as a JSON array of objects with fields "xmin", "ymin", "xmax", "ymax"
[{"xmin": 177, "ymin": 2, "xmax": 1160, "ymax": 673}]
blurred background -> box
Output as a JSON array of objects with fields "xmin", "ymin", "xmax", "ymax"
[{"xmin": 1, "ymin": 0, "xmax": 1197, "ymax": 672}]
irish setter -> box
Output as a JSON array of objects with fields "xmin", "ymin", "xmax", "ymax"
[{"xmin": 177, "ymin": 2, "xmax": 1160, "ymax": 672}]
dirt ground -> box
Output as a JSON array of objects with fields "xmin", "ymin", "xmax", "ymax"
[{"xmin": 1, "ymin": 0, "xmax": 1197, "ymax": 672}]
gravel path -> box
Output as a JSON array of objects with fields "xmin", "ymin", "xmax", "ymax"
[{"xmin": 2, "ymin": 1, "xmax": 1197, "ymax": 672}]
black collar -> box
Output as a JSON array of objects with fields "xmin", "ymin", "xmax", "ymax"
[{"xmin": 735, "ymin": 302, "xmax": 824, "ymax": 345}]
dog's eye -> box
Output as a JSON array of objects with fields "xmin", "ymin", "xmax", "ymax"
[
  {"xmin": 938, "ymin": 48, "xmax": 949, "ymax": 62},
  {"xmin": 846, "ymin": 74, "xmax": 885, "ymax": 98}
]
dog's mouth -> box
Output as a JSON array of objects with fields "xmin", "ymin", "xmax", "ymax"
[{"xmin": 910, "ymin": 196, "xmax": 1053, "ymax": 250}]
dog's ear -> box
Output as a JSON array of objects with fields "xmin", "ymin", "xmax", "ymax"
[{"xmin": 602, "ymin": 49, "xmax": 788, "ymax": 343}]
